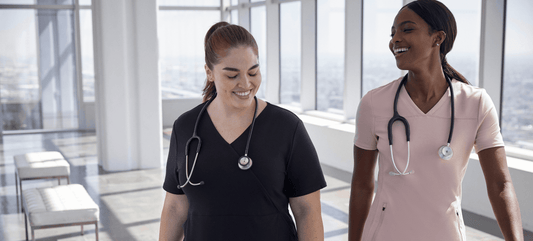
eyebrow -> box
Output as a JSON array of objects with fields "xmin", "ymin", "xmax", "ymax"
[
  {"xmin": 222, "ymin": 64, "xmax": 260, "ymax": 72},
  {"xmin": 391, "ymin": 20, "xmax": 417, "ymax": 30}
]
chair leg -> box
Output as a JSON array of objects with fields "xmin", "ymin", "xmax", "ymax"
[
  {"xmin": 95, "ymin": 222, "xmax": 99, "ymax": 241},
  {"xmin": 31, "ymin": 227, "xmax": 34, "ymax": 241},
  {"xmin": 15, "ymin": 171, "xmax": 18, "ymax": 201},
  {"xmin": 67, "ymin": 176, "xmax": 70, "ymax": 184},
  {"xmin": 24, "ymin": 211, "xmax": 28, "ymax": 241},
  {"xmin": 58, "ymin": 177, "xmax": 60, "ymax": 185},
  {"xmin": 81, "ymin": 224, "xmax": 84, "ymax": 235},
  {"xmin": 19, "ymin": 179, "xmax": 24, "ymax": 213}
]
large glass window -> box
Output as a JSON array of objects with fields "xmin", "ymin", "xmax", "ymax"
[
  {"xmin": 502, "ymin": 0, "xmax": 533, "ymax": 150},
  {"xmin": 158, "ymin": 0, "xmax": 220, "ymax": 7},
  {"xmin": 231, "ymin": 9, "xmax": 238, "ymax": 24},
  {"xmin": 280, "ymin": 1, "xmax": 301, "ymax": 106},
  {"xmin": 158, "ymin": 11, "xmax": 220, "ymax": 99},
  {"xmin": 440, "ymin": 0, "xmax": 481, "ymax": 86},
  {"xmin": 317, "ymin": 0, "xmax": 344, "ymax": 113},
  {"xmin": 251, "ymin": 6, "xmax": 267, "ymax": 99},
  {"xmin": 80, "ymin": 9, "xmax": 95, "ymax": 102},
  {"xmin": 362, "ymin": 0, "xmax": 402, "ymax": 96},
  {"xmin": 0, "ymin": 8, "xmax": 80, "ymax": 131}
]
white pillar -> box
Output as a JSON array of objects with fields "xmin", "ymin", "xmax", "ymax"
[
  {"xmin": 343, "ymin": 0, "xmax": 363, "ymax": 119},
  {"xmin": 300, "ymin": 0, "xmax": 317, "ymax": 111},
  {"xmin": 266, "ymin": 0, "xmax": 280, "ymax": 103},
  {"xmin": 239, "ymin": 0, "xmax": 251, "ymax": 30},
  {"xmin": 478, "ymin": 0, "xmax": 505, "ymax": 117},
  {"xmin": 92, "ymin": 0, "xmax": 162, "ymax": 171}
]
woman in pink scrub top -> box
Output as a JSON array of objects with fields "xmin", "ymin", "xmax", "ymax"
[{"xmin": 348, "ymin": 0, "xmax": 524, "ymax": 240}]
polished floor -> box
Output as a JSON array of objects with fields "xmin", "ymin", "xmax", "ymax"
[{"xmin": 0, "ymin": 131, "xmax": 516, "ymax": 240}]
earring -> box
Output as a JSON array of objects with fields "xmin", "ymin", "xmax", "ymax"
[{"xmin": 437, "ymin": 43, "xmax": 440, "ymax": 46}]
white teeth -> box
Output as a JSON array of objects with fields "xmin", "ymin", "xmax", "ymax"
[
  {"xmin": 394, "ymin": 47, "xmax": 409, "ymax": 54},
  {"xmin": 234, "ymin": 90, "xmax": 251, "ymax": 96}
]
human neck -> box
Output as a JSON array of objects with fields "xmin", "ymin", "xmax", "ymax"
[
  {"xmin": 208, "ymin": 96, "xmax": 255, "ymax": 120},
  {"xmin": 405, "ymin": 64, "xmax": 448, "ymax": 103}
]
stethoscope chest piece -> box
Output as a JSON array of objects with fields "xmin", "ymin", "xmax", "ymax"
[
  {"xmin": 238, "ymin": 156, "xmax": 252, "ymax": 170},
  {"xmin": 438, "ymin": 144, "xmax": 453, "ymax": 160}
]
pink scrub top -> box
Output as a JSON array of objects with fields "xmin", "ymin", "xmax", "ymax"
[{"xmin": 354, "ymin": 77, "xmax": 504, "ymax": 241}]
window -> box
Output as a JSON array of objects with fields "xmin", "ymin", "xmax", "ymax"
[
  {"xmin": 0, "ymin": 8, "xmax": 80, "ymax": 131},
  {"xmin": 158, "ymin": 0, "xmax": 220, "ymax": 7},
  {"xmin": 231, "ymin": 9, "xmax": 238, "ymax": 24},
  {"xmin": 501, "ymin": 0, "xmax": 533, "ymax": 150},
  {"xmin": 317, "ymin": 0, "xmax": 344, "ymax": 113},
  {"xmin": 440, "ymin": 0, "xmax": 481, "ymax": 86},
  {"xmin": 280, "ymin": 1, "xmax": 301, "ymax": 106},
  {"xmin": 362, "ymin": 0, "xmax": 402, "ymax": 96},
  {"xmin": 80, "ymin": 9, "xmax": 95, "ymax": 102},
  {"xmin": 251, "ymin": 6, "xmax": 267, "ymax": 99},
  {"xmin": 158, "ymin": 10, "xmax": 220, "ymax": 99}
]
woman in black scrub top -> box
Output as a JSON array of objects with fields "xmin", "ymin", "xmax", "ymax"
[{"xmin": 159, "ymin": 22, "xmax": 327, "ymax": 241}]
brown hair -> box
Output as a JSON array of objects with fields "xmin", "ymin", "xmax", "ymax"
[
  {"xmin": 403, "ymin": 0, "xmax": 469, "ymax": 84},
  {"xmin": 202, "ymin": 22, "xmax": 259, "ymax": 102}
]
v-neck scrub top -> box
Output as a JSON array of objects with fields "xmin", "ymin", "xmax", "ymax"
[
  {"xmin": 354, "ymin": 77, "xmax": 504, "ymax": 241},
  {"xmin": 163, "ymin": 102, "xmax": 327, "ymax": 241}
]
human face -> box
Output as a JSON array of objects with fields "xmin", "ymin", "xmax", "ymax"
[
  {"xmin": 207, "ymin": 46, "xmax": 261, "ymax": 110},
  {"xmin": 389, "ymin": 8, "xmax": 439, "ymax": 70}
]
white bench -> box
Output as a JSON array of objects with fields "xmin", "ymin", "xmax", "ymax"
[
  {"xmin": 23, "ymin": 184, "xmax": 100, "ymax": 240},
  {"xmin": 15, "ymin": 151, "xmax": 70, "ymax": 212}
]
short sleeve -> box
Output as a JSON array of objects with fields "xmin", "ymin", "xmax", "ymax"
[
  {"xmin": 163, "ymin": 120, "xmax": 185, "ymax": 195},
  {"xmin": 354, "ymin": 90, "xmax": 377, "ymax": 150},
  {"xmin": 284, "ymin": 120, "xmax": 327, "ymax": 197},
  {"xmin": 474, "ymin": 90, "xmax": 505, "ymax": 153}
]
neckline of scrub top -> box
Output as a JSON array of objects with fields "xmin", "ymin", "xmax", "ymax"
[
  {"xmin": 205, "ymin": 102, "xmax": 271, "ymax": 146},
  {"xmin": 400, "ymin": 79, "xmax": 456, "ymax": 116}
]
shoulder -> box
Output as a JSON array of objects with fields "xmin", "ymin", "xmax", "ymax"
[
  {"xmin": 262, "ymin": 103, "xmax": 303, "ymax": 126},
  {"xmin": 358, "ymin": 77, "xmax": 403, "ymax": 116},
  {"xmin": 173, "ymin": 101, "xmax": 207, "ymax": 129},
  {"xmin": 452, "ymin": 80, "xmax": 496, "ymax": 118}
]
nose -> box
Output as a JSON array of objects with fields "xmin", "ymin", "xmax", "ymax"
[{"xmin": 239, "ymin": 73, "xmax": 252, "ymax": 88}]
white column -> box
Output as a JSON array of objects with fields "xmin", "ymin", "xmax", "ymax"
[
  {"xmin": 92, "ymin": 0, "xmax": 162, "ymax": 171},
  {"xmin": 266, "ymin": 0, "xmax": 280, "ymax": 103},
  {"xmin": 343, "ymin": 0, "xmax": 363, "ymax": 119},
  {"xmin": 221, "ymin": 0, "xmax": 231, "ymax": 22},
  {"xmin": 239, "ymin": 0, "xmax": 251, "ymax": 30},
  {"xmin": 300, "ymin": 0, "xmax": 316, "ymax": 111},
  {"xmin": 478, "ymin": 0, "xmax": 505, "ymax": 117}
]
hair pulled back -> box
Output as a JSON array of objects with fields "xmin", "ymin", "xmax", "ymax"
[
  {"xmin": 202, "ymin": 21, "xmax": 259, "ymax": 102},
  {"xmin": 403, "ymin": 0, "xmax": 469, "ymax": 84}
]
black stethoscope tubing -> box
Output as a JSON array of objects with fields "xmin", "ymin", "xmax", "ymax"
[
  {"xmin": 387, "ymin": 73, "xmax": 455, "ymax": 175},
  {"xmin": 177, "ymin": 93, "xmax": 258, "ymax": 188}
]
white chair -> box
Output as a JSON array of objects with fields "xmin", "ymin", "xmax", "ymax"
[
  {"xmin": 15, "ymin": 151, "xmax": 70, "ymax": 212},
  {"xmin": 23, "ymin": 184, "xmax": 100, "ymax": 240}
]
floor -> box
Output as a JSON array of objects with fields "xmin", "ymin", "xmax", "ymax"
[{"xmin": 0, "ymin": 131, "xmax": 521, "ymax": 240}]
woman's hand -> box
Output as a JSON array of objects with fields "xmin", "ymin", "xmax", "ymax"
[
  {"xmin": 289, "ymin": 190, "xmax": 324, "ymax": 241},
  {"xmin": 348, "ymin": 146, "xmax": 378, "ymax": 241},
  {"xmin": 478, "ymin": 146, "xmax": 524, "ymax": 241},
  {"xmin": 159, "ymin": 192, "xmax": 189, "ymax": 241}
]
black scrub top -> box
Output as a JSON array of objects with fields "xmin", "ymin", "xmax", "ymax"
[{"xmin": 163, "ymin": 101, "xmax": 327, "ymax": 241}]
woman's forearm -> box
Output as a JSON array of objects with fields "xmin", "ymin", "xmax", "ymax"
[
  {"xmin": 294, "ymin": 210, "xmax": 325, "ymax": 241},
  {"xmin": 487, "ymin": 180, "xmax": 523, "ymax": 241},
  {"xmin": 348, "ymin": 183, "xmax": 374, "ymax": 241}
]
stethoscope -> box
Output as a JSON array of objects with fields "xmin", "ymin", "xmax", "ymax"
[
  {"xmin": 388, "ymin": 73, "xmax": 455, "ymax": 176},
  {"xmin": 178, "ymin": 93, "xmax": 258, "ymax": 189}
]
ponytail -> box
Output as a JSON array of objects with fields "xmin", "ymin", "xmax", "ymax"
[
  {"xmin": 404, "ymin": 0, "xmax": 469, "ymax": 85},
  {"xmin": 441, "ymin": 57, "xmax": 469, "ymax": 84}
]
